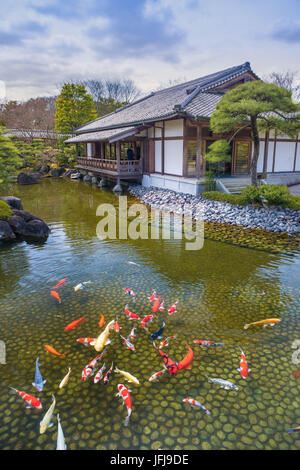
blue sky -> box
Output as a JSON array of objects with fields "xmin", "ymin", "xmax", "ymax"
[{"xmin": 0, "ymin": 0, "xmax": 299, "ymax": 100}]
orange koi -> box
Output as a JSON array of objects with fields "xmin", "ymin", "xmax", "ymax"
[
  {"xmin": 50, "ymin": 290, "xmax": 61, "ymax": 304},
  {"xmin": 152, "ymin": 296, "xmax": 161, "ymax": 313},
  {"xmin": 153, "ymin": 342, "xmax": 178, "ymax": 376},
  {"xmin": 98, "ymin": 314, "xmax": 105, "ymax": 328},
  {"xmin": 237, "ymin": 347, "xmax": 251, "ymax": 379},
  {"xmin": 177, "ymin": 344, "xmax": 194, "ymax": 371},
  {"xmin": 45, "ymin": 345, "xmax": 66, "ymax": 357},
  {"xmin": 64, "ymin": 316, "xmax": 86, "ymax": 331},
  {"xmin": 52, "ymin": 279, "xmax": 67, "ymax": 290}
]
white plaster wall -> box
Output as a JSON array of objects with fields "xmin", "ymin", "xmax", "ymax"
[
  {"xmin": 148, "ymin": 127, "xmax": 154, "ymax": 138},
  {"xmin": 267, "ymin": 141, "xmax": 275, "ymax": 172},
  {"xmin": 296, "ymin": 144, "xmax": 300, "ymax": 171},
  {"xmin": 257, "ymin": 141, "xmax": 265, "ymax": 173},
  {"xmin": 164, "ymin": 140, "xmax": 183, "ymax": 176},
  {"xmin": 274, "ymin": 142, "xmax": 295, "ymax": 172},
  {"xmin": 155, "ymin": 126, "xmax": 163, "ymax": 138},
  {"xmin": 87, "ymin": 143, "xmax": 92, "ymax": 159},
  {"xmin": 164, "ymin": 119, "xmax": 184, "ymax": 137},
  {"xmin": 155, "ymin": 141, "xmax": 162, "ymax": 173}
]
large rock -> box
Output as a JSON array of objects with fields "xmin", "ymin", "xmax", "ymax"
[
  {"xmin": 6, "ymin": 215, "xmax": 26, "ymax": 235},
  {"xmin": 21, "ymin": 219, "xmax": 50, "ymax": 239},
  {"xmin": 50, "ymin": 167, "xmax": 65, "ymax": 177},
  {"xmin": 0, "ymin": 221, "xmax": 16, "ymax": 241},
  {"xmin": 0, "ymin": 196, "xmax": 23, "ymax": 210},
  {"xmin": 17, "ymin": 172, "xmax": 39, "ymax": 185},
  {"xmin": 13, "ymin": 210, "xmax": 41, "ymax": 222}
]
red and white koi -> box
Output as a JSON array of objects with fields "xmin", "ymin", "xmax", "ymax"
[
  {"xmin": 149, "ymin": 369, "xmax": 167, "ymax": 382},
  {"xmin": 94, "ymin": 363, "xmax": 106, "ymax": 384},
  {"xmin": 113, "ymin": 317, "xmax": 121, "ymax": 332},
  {"xmin": 237, "ymin": 347, "xmax": 250, "ymax": 379},
  {"xmin": 116, "ymin": 384, "xmax": 132, "ymax": 427},
  {"xmin": 123, "ymin": 288, "xmax": 136, "ymax": 299},
  {"xmin": 81, "ymin": 352, "xmax": 105, "ymax": 381},
  {"xmin": 9, "ymin": 387, "xmax": 42, "ymax": 409},
  {"xmin": 141, "ymin": 314, "xmax": 156, "ymax": 330},
  {"xmin": 124, "ymin": 305, "xmax": 140, "ymax": 321},
  {"xmin": 120, "ymin": 335, "xmax": 135, "ymax": 351},
  {"xmin": 148, "ymin": 291, "xmax": 157, "ymax": 302},
  {"xmin": 183, "ymin": 398, "xmax": 211, "ymax": 415},
  {"xmin": 76, "ymin": 338, "xmax": 96, "ymax": 347},
  {"xmin": 159, "ymin": 301, "xmax": 165, "ymax": 312},
  {"xmin": 103, "ymin": 362, "xmax": 113, "ymax": 385},
  {"xmin": 126, "ymin": 261, "xmax": 140, "ymax": 267},
  {"xmin": 159, "ymin": 336, "xmax": 176, "ymax": 349},
  {"xmin": 168, "ymin": 301, "xmax": 178, "ymax": 315},
  {"xmin": 129, "ymin": 327, "xmax": 136, "ymax": 341}
]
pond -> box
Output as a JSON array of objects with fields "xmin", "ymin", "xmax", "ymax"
[{"xmin": 0, "ymin": 178, "xmax": 300, "ymax": 450}]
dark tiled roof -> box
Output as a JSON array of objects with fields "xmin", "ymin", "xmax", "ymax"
[
  {"xmin": 74, "ymin": 62, "xmax": 257, "ymax": 136},
  {"xmin": 65, "ymin": 126, "xmax": 138, "ymax": 143}
]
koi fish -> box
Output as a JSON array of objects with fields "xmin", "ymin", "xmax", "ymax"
[
  {"xmin": 206, "ymin": 376, "xmax": 238, "ymax": 391},
  {"xmin": 123, "ymin": 288, "xmax": 136, "ymax": 299},
  {"xmin": 93, "ymin": 319, "xmax": 115, "ymax": 352},
  {"xmin": 152, "ymin": 296, "xmax": 161, "ymax": 313},
  {"xmin": 287, "ymin": 427, "xmax": 300, "ymax": 433},
  {"xmin": 52, "ymin": 279, "xmax": 68, "ymax": 290},
  {"xmin": 141, "ymin": 314, "xmax": 156, "ymax": 329},
  {"xmin": 64, "ymin": 315, "xmax": 86, "ymax": 331},
  {"xmin": 114, "ymin": 317, "xmax": 121, "ymax": 332},
  {"xmin": 98, "ymin": 314, "xmax": 105, "ymax": 328},
  {"xmin": 124, "ymin": 305, "xmax": 140, "ymax": 321},
  {"xmin": 149, "ymin": 369, "xmax": 167, "ymax": 382},
  {"xmin": 159, "ymin": 301, "xmax": 165, "ymax": 312},
  {"xmin": 193, "ymin": 340, "xmax": 224, "ymax": 348},
  {"xmin": 76, "ymin": 338, "xmax": 96, "ymax": 347},
  {"xmin": 45, "ymin": 345, "xmax": 66, "ymax": 357},
  {"xmin": 244, "ymin": 318, "xmax": 281, "ymax": 329},
  {"xmin": 115, "ymin": 367, "xmax": 140, "ymax": 385},
  {"xmin": 261, "ymin": 291, "xmax": 266, "ymax": 297},
  {"xmin": 168, "ymin": 301, "xmax": 178, "ymax": 315},
  {"xmin": 120, "ymin": 335, "xmax": 135, "ymax": 351},
  {"xmin": 74, "ymin": 281, "xmax": 92, "ymax": 292},
  {"xmin": 148, "ymin": 291, "xmax": 157, "ymax": 302},
  {"xmin": 9, "ymin": 387, "xmax": 42, "ymax": 409},
  {"xmin": 237, "ymin": 348, "xmax": 250, "ymax": 379},
  {"xmin": 56, "ymin": 413, "xmax": 67, "ymax": 450},
  {"xmin": 103, "ymin": 362, "xmax": 113, "ymax": 385},
  {"xmin": 40, "ymin": 394, "xmax": 56, "ymax": 434},
  {"xmin": 32, "ymin": 357, "xmax": 46, "ymax": 392},
  {"xmin": 129, "ymin": 327, "xmax": 136, "ymax": 341},
  {"xmin": 153, "ymin": 342, "xmax": 178, "ymax": 376},
  {"xmin": 183, "ymin": 398, "xmax": 211, "ymax": 415},
  {"xmin": 50, "ymin": 290, "xmax": 61, "ymax": 304},
  {"xmin": 177, "ymin": 344, "xmax": 194, "ymax": 371},
  {"xmin": 126, "ymin": 261, "xmax": 140, "ymax": 267},
  {"xmin": 59, "ymin": 367, "xmax": 71, "ymax": 389},
  {"xmin": 159, "ymin": 336, "xmax": 176, "ymax": 349},
  {"xmin": 82, "ymin": 352, "xmax": 105, "ymax": 381},
  {"xmin": 149, "ymin": 321, "xmax": 165, "ymax": 341},
  {"xmin": 94, "ymin": 363, "xmax": 106, "ymax": 384},
  {"xmin": 116, "ymin": 384, "xmax": 132, "ymax": 427}
]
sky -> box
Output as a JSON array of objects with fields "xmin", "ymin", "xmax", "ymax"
[{"xmin": 0, "ymin": 0, "xmax": 300, "ymax": 101}]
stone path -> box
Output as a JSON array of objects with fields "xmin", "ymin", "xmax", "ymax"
[{"xmin": 289, "ymin": 184, "xmax": 300, "ymax": 196}]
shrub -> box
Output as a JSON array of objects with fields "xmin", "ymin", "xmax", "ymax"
[
  {"xmin": 241, "ymin": 185, "xmax": 262, "ymax": 204},
  {"xmin": 0, "ymin": 200, "xmax": 13, "ymax": 220},
  {"xmin": 287, "ymin": 195, "xmax": 300, "ymax": 210},
  {"xmin": 260, "ymin": 184, "xmax": 291, "ymax": 207},
  {"xmin": 202, "ymin": 191, "xmax": 246, "ymax": 206}
]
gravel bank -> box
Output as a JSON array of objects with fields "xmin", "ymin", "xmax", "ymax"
[{"xmin": 128, "ymin": 185, "xmax": 300, "ymax": 236}]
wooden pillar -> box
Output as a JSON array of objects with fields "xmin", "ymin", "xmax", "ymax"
[
  {"xmin": 196, "ymin": 125, "xmax": 203, "ymax": 178},
  {"xmin": 116, "ymin": 141, "xmax": 121, "ymax": 173},
  {"xmin": 161, "ymin": 122, "xmax": 165, "ymax": 175}
]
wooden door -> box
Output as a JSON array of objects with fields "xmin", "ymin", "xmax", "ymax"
[{"xmin": 234, "ymin": 141, "xmax": 251, "ymax": 174}]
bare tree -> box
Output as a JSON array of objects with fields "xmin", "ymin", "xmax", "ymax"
[{"xmin": 264, "ymin": 71, "xmax": 300, "ymax": 102}]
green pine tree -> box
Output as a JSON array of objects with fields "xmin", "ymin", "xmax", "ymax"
[
  {"xmin": 0, "ymin": 128, "xmax": 22, "ymax": 185},
  {"xmin": 210, "ymin": 81, "xmax": 300, "ymax": 185},
  {"xmin": 55, "ymin": 83, "xmax": 98, "ymax": 134}
]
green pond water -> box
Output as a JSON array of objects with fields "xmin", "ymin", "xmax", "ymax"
[{"xmin": 0, "ymin": 178, "xmax": 300, "ymax": 450}]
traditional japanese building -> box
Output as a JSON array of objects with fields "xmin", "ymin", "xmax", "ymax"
[{"xmin": 66, "ymin": 62, "xmax": 300, "ymax": 194}]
